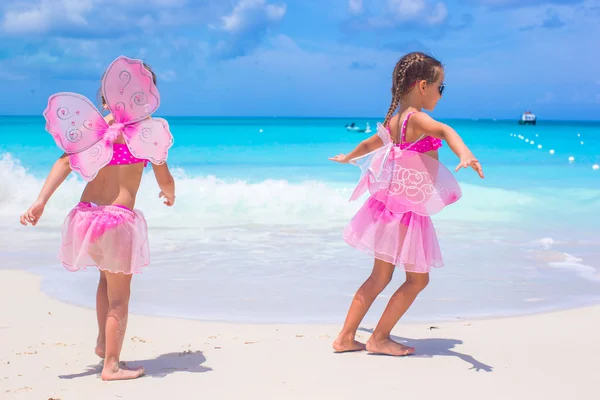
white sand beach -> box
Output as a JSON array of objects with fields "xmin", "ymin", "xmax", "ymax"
[{"xmin": 1, "ymin": 268, "xmax": 597, "ymax": 400}]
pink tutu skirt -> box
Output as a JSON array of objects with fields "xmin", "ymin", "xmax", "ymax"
[
  {"xmin": 59, "ymin": 202, "xmax": 150, "ymax": 274},
  {"xmin": 343, "ymin": 196, "xmax": 443, "ymax": 273}
]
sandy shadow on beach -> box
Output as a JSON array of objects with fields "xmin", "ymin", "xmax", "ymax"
[
  {"xmin": 58, "ymin": 350, "xmax": 212, "ymax": 379},
  {"xmin": 358, "ymin": 327, "xmax": 493, "ymax": 372}
]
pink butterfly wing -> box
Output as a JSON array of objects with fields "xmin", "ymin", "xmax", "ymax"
[
  {"xmin": 123, "ymin": 118, "xmax": 173, "ymax": 164},
  {"xmin": 68, "ymin": 139, "xmax": 114, "ymax": 182},
  {"xmin": 349, "ymin": 145, "xmax": 391, "ymax": 202},
  {"xmin": 102, "ymin": 56, "xmax": 160, "ymax": 125},
  {"xmin": 43, "ymin": 92, "xmax": 108, "ymax": 153},
  {"xmin": 371, "ymin": 150, "xmax": 462, "ymax": 216}
]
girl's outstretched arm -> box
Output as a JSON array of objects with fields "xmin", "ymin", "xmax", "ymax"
[
  {"xmin": 410, "ymin": 112, "xmax": 484, "ymax": 178},
  {"xmin": 20, "ymin": 153, "xmax": 72, "ymax": 226},
  {"xmin": 329, "ymin": 134, "xmax": 384, "ymax": 163}
]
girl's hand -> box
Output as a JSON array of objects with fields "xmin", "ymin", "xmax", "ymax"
[
  {"xmin": 20, "ymin": 199, "xmax": 46, "ymax": 226},
  {"xmin": 456, "ymin": 154, "xmax": 484, "ymax": 178},
  {"xmin": 329, "ymin": 154, "xmax": 348, "ymax": 163},
  {"xmin": 159, "ymin": 191, "xmax": 175, "ymax": 207}
]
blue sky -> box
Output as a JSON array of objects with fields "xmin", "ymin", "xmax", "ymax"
[{"xmin": 0, "ymin": 0, "xmax": 598, "ymax": 119}]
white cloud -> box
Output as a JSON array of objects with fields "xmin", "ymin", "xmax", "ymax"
[
  {"xmin": 158, "ymin": 70, "xmax": 178, "ymax": 82},
  {"xmin": 348, "ymin": 0, "xmax": 363, "ymax": 15},
  {"xmin": 109, "ymin": 0, "xmax": 188, "ymax": 7},
  {"xmin": 387, "ymin": 0, "xmax": 448, "ymax": 25},
  {"xmin": 427, "ymin": 2, "xmax": 448, "ymax": 24},
  {"xmin": 468, "ymin": 0, "xmax": 583, "ymax": 7},
  {"xmin": 2, "ymin": 0, "xmax": 93, "ymax": 34},
  {"xmin": 389, "ymin": 0, "xmax": 426, "ymax": 19},
  {"xmin": 219, "ymin": 0, "xmax": 286, "ymax": 33},
  {"xmin": 211, "ymin": 0, "xmax": 287, "ymax": 59},
  {"xmin": 0, "ymin": 0, "xmax": 197, "ymax": 35}
]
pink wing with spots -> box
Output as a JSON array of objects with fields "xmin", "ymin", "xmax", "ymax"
[
  {"xmin": 68, "ymin": 139, "xmax": 114, "ymax": 182},
  {"xmin": 43, "ymin": 56, "xmax": 172, "ymax": 180},
  {"xmin": 122, "ymin": 117, "xmax": 173, "ymax": 165},
  {"xmin": 102, "ymin": 56, "xmax": 173, "ymax": 164},
  {"xmin": 43, "ymin": 92, "xmax": 113, "ymax": 181},
  {"xmin": 102, "ymin": 56, "xmax": 160, "ymax": 125},
  {"xmin": 43, "ymin": 92, "xmax": 108, "ymax": 154}
]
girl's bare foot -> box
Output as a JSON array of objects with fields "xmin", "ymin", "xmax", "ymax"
[
  {"xmin": 333, "ymin": 334, "xmax": 366, "ymax": 353},
  {"xmin": 101, "ymin": 362, "xmax": 144, "ymax": 381},
  {"xmin": 366, "ymin": 337, "xmax": 415, "ymax": 356}
]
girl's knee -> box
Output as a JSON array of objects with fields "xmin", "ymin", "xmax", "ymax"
[
  {"xmin": 367, "ymin": 273, "xmax": 392, "ymax": 292},
  {"xmin": 406, "ymin": 273, "xmax": 429, "ymax": 292},
  {"xmin": 108, "ymin": 288, "xmax": 131, "ymax": 306},
  {"xmin": 107, "ymin": 298, "xmax": 130, "ymax": 315},
  {"xmin": 370, "ymin": 260, "xmax": 395, "ymax": 290},
  {"xmin": 105, "ymin": 272, "xmax": 132, "ymax": 297}
]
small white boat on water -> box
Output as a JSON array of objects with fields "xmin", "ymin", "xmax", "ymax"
[
  {"xmin": 518, "ymin": 111, "xmax": 537, "ymax": 125},
  {"xmin": 346, "ymin": 122, "xmax": 371, "ymax": 133}
]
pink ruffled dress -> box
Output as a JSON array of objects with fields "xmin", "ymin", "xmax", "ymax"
[
  {"xmin": 343, "ymin": 112, "xmax": 461, "ymax": 273},
  {"xmin": 58, "ymin": 144, "xmax": 150, "ymax": 274}
]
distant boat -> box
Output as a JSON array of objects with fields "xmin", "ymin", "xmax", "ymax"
[
  {"xmin": 346, "ymin": 122, "xmax": 371, "ymax": 133},
  {"xmin": 518, "ymin": 111, "xmax": 537, "ymax": 125}
]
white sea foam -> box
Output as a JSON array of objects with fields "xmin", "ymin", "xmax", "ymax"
[
  {"xmin": 547, "ymin": 253, "xmax": 600, "ymax": 282},
  {"xmin": 0, "ymin": 152, "xmax": 540, "ymax": 230}
]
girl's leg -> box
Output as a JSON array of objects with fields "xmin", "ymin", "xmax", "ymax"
[
  {"xmin": 333, "ymin": 258, "xmax": 395, "ymax": 352},
  {"xmin": 95, "ymin": 270, "xmax": 108, "ymax": 358},
  {"xmin": 101, "ymin": 271, "xmax": 144, "ymax": 381},
  {"xmin": 366, "ymin": 270, "xmax": 429, "ymax": 356}
]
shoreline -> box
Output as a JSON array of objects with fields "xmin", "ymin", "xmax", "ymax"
[
  {"xmin": 2, "ymin": 114, "xmax": 600, "ymax": 123},
  {"xmin": 20, "ymin": 261, "xmax": 600, "ymax": 326},
  {"xmin": 7, "ymin": 244, "xmax": 600, "ymax": 326}
]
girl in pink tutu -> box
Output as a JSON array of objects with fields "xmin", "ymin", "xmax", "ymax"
[
  {"xmin": 330, "ymin": 52, "xmax": 484, "ymax": 356},
  {"xmin": 20, "ymin": 56, "xmax": 175, "ymax": 380}
]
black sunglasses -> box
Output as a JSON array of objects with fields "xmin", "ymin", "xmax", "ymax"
[
  {"xmin": 433, "ymin": 82, "xmax": 445, "ymax": 96},
  {"xmin": 411, "ymin": 80, "xmax": 445, "ymax": 96},
  {"xmin": 439, "ymin": 83, "xmax": 445, "ymax": 96}
]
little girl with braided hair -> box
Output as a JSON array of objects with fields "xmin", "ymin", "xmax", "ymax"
[{"xmin": 330, "ymin": 52, "xmax": 484, "ymax": 356}]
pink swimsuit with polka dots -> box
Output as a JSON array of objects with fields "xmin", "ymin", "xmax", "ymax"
[
  {"xmin": 107, "ymin": 143, "xmax": 148, "ymax": 167},
  {"xmin": 389, "ymin": 111, "xmax": 442, "ymax": 153}
]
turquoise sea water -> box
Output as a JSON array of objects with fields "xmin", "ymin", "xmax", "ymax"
[{"xmin": 1, "ymin": 116, "xmax": 599, "ymax": 323}]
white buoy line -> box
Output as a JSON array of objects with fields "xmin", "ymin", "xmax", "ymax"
[{"xmin": 509, "ymin": 132, "xmax": 597, "ymax": 170}]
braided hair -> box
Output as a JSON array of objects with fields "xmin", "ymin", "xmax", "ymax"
[{"xmin": 382, "ymin": 52, "xmax": 442, "ymax": 126}]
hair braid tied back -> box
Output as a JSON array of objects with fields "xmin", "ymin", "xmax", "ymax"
[{"xmin": 382, "ymin": 52, "xmax": 442, "ymax": 127}]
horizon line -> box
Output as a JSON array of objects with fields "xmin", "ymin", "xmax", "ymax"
[{"xmin": 1, "ymin": 114, "xmax": 599, "ymax": 123}]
